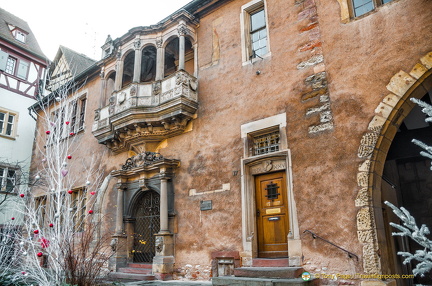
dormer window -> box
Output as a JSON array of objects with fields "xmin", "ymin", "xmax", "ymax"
[
  {"xmin": 14, "ymin": 30, "xmax": 26, "ymax": 43},
  {"xmin": 7, "ymin": 24, "xmax": 27, "ymax": 43}
]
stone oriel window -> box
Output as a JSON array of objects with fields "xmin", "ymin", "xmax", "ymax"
[{"xmin": 240, "ymin": 0, "xmax": 271, "ymax": 64}]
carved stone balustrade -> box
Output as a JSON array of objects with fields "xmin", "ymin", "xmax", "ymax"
[{"xmin": 92, "ymin": 70, "xmax": 198, "ymax": 153}]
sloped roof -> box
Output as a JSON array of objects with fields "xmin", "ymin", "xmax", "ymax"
[
  {"xmin": 52, "ymin": 45, "xmax": 96, "ymax": 77},
  {"xmin": 0, "ymin": 7, "xmax": 46, "ymax": 60}
]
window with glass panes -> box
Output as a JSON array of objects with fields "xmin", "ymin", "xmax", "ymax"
[
  {"xmin": 352, "ymin": 0, "xmax": 394, "ymax": 17},
  {"xmin": 0, "ymin": 110, "xmax": 16, "ymax": 137},
  {"xmin": 5, "ymin": 57, "xmax": 16, "ymax": 75},
  {"xmin": 249, "ymin": 8, "xmax": 268, "ymax": 58},
  {"xmin": 0, "ymin": 167, "xmax": 16, "ymax": 192},
  {"xmin": 71, "ymin": 188, "xmax": 87, "ymax": 232}
]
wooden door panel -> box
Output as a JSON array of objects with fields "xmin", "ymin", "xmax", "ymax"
[{"xmin": 255, "ymin": 171, "xmax": 289, "ymax": 258}]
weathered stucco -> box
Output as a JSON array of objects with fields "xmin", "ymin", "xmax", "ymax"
[{"xmin": 29, "ymin": 0, "xmax": 432, "ymax": 282}]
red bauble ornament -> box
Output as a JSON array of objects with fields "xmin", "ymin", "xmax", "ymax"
[
  {"xmin": 21, "ymin": 271, "xmax": 26, "ymax": 275},
  {"xmin": 70, "ymin": 132, "xmax": 75, "ymax": 136},
  {"xmin": 34, "ymin": 230, "xmax": 39, "ymax": 234},
  {"xmin": 88, "ymin": 210, "xmax": 93, "ymax": 214},
  {"xmin": 68, "ymin": 190, "xmax": 73, "ymax": 194},
  {"xmin": 67, "ymin": 155, "xmax": 72, "ymax": 159},
  {"xmin": 37, "ymin": 252, "xmax": 43, "ymax": 257},
  {"xmin": 45, "ymin": 130, "xmax": 50, "ymax": 135},
  {"xmin": 11, "ymin": 217, "xmax": 15, "ymax": 220},
  {"xmin": 49, "ymin": 223, "xmax": 54, "ymax": 227},
  {"xmin": 90, "ymin": 191, "xmax": 96, "ymax": 195},
  {"xmin": 20, "ymin": 194, "xmax": 25, "ymax": 198},
  {"xmin": 65, "ymin": 121, "xmax": 70, "ymax": 125}
]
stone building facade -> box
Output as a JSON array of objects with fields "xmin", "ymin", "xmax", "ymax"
[{"xmin": 29, "ymin": 0, "xmax": 432, "ymax": 284}]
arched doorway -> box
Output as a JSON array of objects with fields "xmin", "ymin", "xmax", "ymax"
[
  {"xmin": 132, "ymin": 190, "xmax": 160, "ymax": 263},
  {"xmin": 355, "ymin": 51, "xmax": 432, "ymax": 279},
  {"xmin": 382, "ymin": 89, "xmax": 432, "ymax": 285}
]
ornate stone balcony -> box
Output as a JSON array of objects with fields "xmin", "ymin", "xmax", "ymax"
[{"xmin": 92, "ymin": 70, "xmax": 198, "ymax": 153}]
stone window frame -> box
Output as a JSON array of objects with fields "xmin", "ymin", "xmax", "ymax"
[
  {"xmin": 337, "ymin": 0, "xmax": 395, "ymax": 22},
  {"xmin": 240, "ymin": 0, "xmax": 271, "ymax": 65},
  {"xmin": 0, "ymin": 164, "xmax": 20, "ymax": 193}
]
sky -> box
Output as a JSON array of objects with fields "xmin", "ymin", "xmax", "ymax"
[{"xmin": 1, "ymin": 0, "xmax": 192, "ymax": 61}]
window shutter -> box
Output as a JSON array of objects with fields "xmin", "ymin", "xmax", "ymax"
[
  {"xmin": 0, "ymin": 50, "xmax": 8, "ymax": 71},
  {"xmin": 17, "ymin": 60, "xmax": 29, "ymax": 79}
]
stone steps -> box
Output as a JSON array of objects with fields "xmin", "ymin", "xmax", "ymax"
[
  {"xmin": 212, "ymin": 276, "xmax": 317, "ymax": 286},
  {"xmin": 252, "ymin": 258, "xmax": 290, "ymax": 267},
  {"xmin": 234, "ymin": 267, "xmax": 304, "ymax": 279},
  {"xmin": 109, "ymin": 263, "xmax": 155, "ymax": 281}
]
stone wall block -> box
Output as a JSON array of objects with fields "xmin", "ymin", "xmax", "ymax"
[
  {"xmin": 367, "ymin": 115, "xmax": 386, "ymax": 130},
  {"xmin": 386, "ymin": 70, "xmax": 416, "ymax": 96},
  {"xmin": 305, "ymin": 72, "xmax": 327, "ymax": 89},
  {"xmin": 357, "ymin": 229, "xmax": 373, "ymax": 243},
  {"xmin": 297, "ymin": 55, "xmax": 324, "ymax": 69},
  {"xmin": 301, "ymin": 88, "xmax": 327, "ymax": 101},
  {"xmin": 357, "ymin": 207, "xmax": 373, "ymax": 231},
  {"xmin": 320, "ymin": 110, "xmax": 332, "ymax": 123},
  {"xmin": 299, "ymin": 22, "xmax": 318, "ymax": 33},
  {"xmin": 358, "ymin": 159, "xmax": 371, "ymax": 172},
  {"xmin": 306, "ymin": 102, "xmax": 330, "ymax": 116},
  {"xmin": 299, "ymin": 40, "xmax": 322, "ymax": 52},
  {"xmin": 410, "ymin": 63, "xmax": 428, "ymax": 79},
  {"xmin": 355, "ymin": 187, "xmax": 370, "ymax": 207},
  {"xmin": 297, "ymin": 7, "xmax": 317, "ymax": 22},
  {"xmin": 420, "ymin": 51, "xmax": 432, "ymax": 69},
  {"xmin": 357, "ymin": 172, "xmax": 369, "ymax": 187},
  {"xmin": 308, "ymin": 122, "xmax": 333, "ymax": 134},
  {"xmin": 363, "ymin": 243, "xmax": 381, "ymax": 274},
  {"xmin": 374, "ymin": 101, "xmax": 393, "ymax": 119},
  {"xmin": 382, "ymin": 93, "xmax": 402, "ymax": 108}
]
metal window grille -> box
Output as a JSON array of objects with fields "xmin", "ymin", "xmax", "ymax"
[{"xmin": 252, "ymin": 131, "xmax": 280, "ymax": 156}]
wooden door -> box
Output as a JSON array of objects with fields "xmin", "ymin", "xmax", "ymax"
[{"xmin": 255, "ymin": 171, "xmax": 289, "ymax": 258}]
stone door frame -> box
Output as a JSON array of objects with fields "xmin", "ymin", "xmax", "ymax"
[
  {"xmin": 355, "ymin": 51, "xmax": 432, "ymax": 274},
  {"xmin": 240, "ymin": 150, "xmax": 302, "ymax": 267}
]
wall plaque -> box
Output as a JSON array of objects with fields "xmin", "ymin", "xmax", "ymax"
[
  {"xmin": 200, "ymin": 200, "xmax": 212, "ymax": 211},
  {"xmin": 266, "ymin": 208, "xmax": 281, "ymax": 214}
]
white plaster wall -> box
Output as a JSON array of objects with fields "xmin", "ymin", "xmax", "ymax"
[{"xmin": 0, "ymin": 88, "xmax": 36, "ymax": 224}]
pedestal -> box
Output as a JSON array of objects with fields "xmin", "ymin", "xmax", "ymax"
[
  {"xmin": 111, "ymin": 234, "xmax": 128, "ymax": 270},
  {"xmin": 152, "ymin": 233, "xmax": 174, "ymax": 280}
]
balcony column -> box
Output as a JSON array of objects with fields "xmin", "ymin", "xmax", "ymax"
[
  {"xmin": 115, "ymin": 183, "xmax": 126, "ymax": 235},
  {"xmin": 178, "ymin": 21, "xmax": 187, "ymax": 71},
  {"xmin": 193, "ymin": 42, "xmax": 198, "ymax": 78},
  {"xmin": 114, "ymin": 50, "xmax": 123, "ymax": 91},
  {"xmin": 155, "ymin": 37, "xmax": 164, "ymax": 81},
  {"xmin": 133, "ymin": 36, "xmax": 142, "ymax": 83}
]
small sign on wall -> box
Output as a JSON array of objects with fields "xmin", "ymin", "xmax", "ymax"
[{"xmin": 200, "ymin": 200, "xmax": 212, "ymax": 211}]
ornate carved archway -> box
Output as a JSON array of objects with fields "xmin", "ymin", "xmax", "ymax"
[{"xmin": 355, "ymin": 51, "xmax": 432, "ymax": 273}]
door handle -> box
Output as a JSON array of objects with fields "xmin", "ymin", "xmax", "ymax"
[{"xmin": 256, "ymin": 209, "xmax": 260, "ymax": 217}]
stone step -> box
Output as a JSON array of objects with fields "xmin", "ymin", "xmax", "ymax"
[
  {"xmin": 108, "ymin": 272, "xmax": 156, "ymax": 281},
  {"xmin": 252, "ymin": 258, "xmax": 289, "ymax": 267},
  {"xmin": 213, "ymin": 276, "xmax": 317, "ymax": 286},
  {"xmin": 234, "ymin": 267, "xmax": 304, "ymax": 279},
  {"xmin": 118, "ymin": 267, "xmax": 152, "ymax": 274},
  {"xmin": 128, "ymin": 262, "xmax": 152, "ymax": 269}
]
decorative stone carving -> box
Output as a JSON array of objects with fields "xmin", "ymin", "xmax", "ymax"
[
  {"xmin": 130, "ymin": 85, "xmax": 137, "ymax": 96},
  {"xmin": 357, "ymin": 230, "xmax": 373, "ymax": 244},
  {"xmin": 94, "ymin": 109, "xmax": 100, "ymax": 121},
  {"xmin": 355, "ymin": 187, "xmax": 370, "ymax": 207},
  {"xmin": 109, "ymin": 95, "xmax": 116, "ymax": 115},
  {"xmin": 250, "ymin": 159, "xmax": 286, "ymax": 175},
  {"xmin": 176, "ymin": 72, "xmax": 189, "ymax": 85},
  {"xmin": 156, "ymin": 37, "xmax": 163, "ymax": 48},
  {"xmin": 178, "ymin": 23, "xmax": 188, "ymax": 36},
  {"xmin": 110, "ymin": 238, "xmax": 118, "ymax": 252},
  {"xmin": 122, "ymin": 152, "xmax": 164, "ymax": 170},
  {"xmin": 357, "ymin": 172, "xmax": 368, "ymax": 187},
  {"xmin": 155, "ymin": 236, "xmax": 163, "ymax": 253},
  {"xmin": 363, "ymin": 243, "xmax": 381, "ymax": 274},
  {"xmin": 189, "ymin": 79, "xmax": 198, "ymax": 91},
  {"xmin": 153, "ymin": 81, "xmax": 161, "ymax": 95},
  {"xmin": 133, "ymin": 38, "xmax": 141, "ymax": 50},
  {"xmin": 356, "ymin": 207, "xmax": 373, "ymax": 231},
  {"xmin": 118, "ymin": 92, "xmax": 126, "ymax": 104}
]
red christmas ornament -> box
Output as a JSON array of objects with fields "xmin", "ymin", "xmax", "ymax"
[
  {"xmin": 67, "ymin": 155, "xmax": 72, "ymax": 159},
  {"xmin": 70, "ymin": 132, "xmax": 75, "ymax": 136},
  {"xmin": 65, "ymin": 121, "xmax": 70, "ymax": 125},
  {"xmin": 68, "ymin": 190, "xmax": 73, "ymax": 194},
  {"xmin": 90, "ymin": 191, "xmax": 96, "ymax": 195},
  {"xmin": 88, "ymin": 210, "xmax": 94, "ymax": 214},
  {"xmin": 11, "ymin": 217, "xmax": 15, "ymax": 220},
  {"xmin": 37, "ymin": 252, "xmax": 43, "ymax": 257},
  {"xmin": 45, "ymin": 130, "xmax": 51, "ymax": 135},
  {"xmin": 34, "ymin": 230, "xmax": 39, "ymax": 234},
  {"xmin": 39, "ymin": 237, "xmax": 50, "ymax": 248},
  {"xmin": 21, "ymin": 271, "xmax": 26, "ymax": 275},
  {"xmin": 20, "ymin": 194, "xmax": 25, "ymax": 198},
  {"xmin": 49, "ymin": 223, "xmax": 54, "ymax": 227}
]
